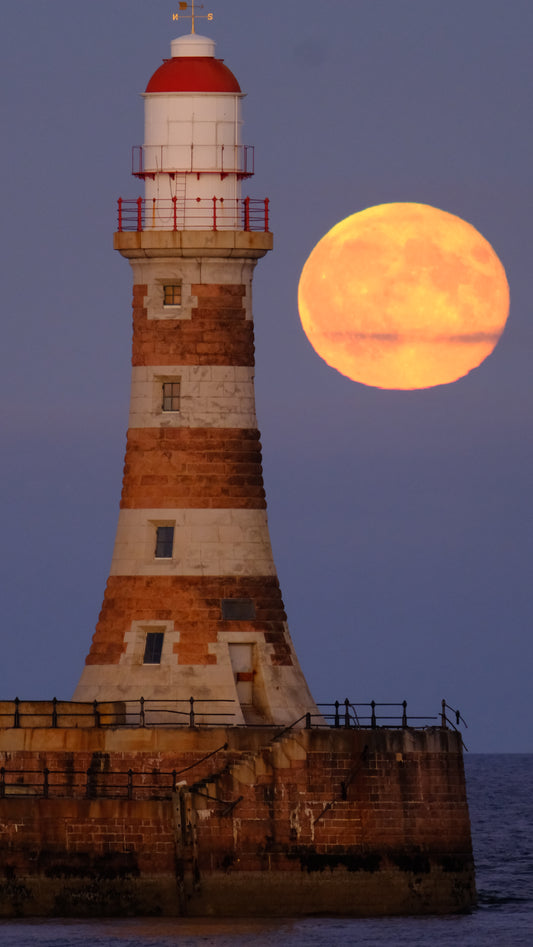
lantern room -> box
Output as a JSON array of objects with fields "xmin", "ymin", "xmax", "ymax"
[{"xmin": 129, "ymin": 33, "xmax": 255, "ymax": 231}]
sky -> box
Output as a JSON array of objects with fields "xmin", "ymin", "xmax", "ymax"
[{"xmin": 1, "ymin": 0, "xmax": 532, "ymax": 752}]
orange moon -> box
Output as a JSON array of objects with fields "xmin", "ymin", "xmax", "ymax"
[{"xmin": 298, "ymin": 203, "xmax": 510, "ymax": 390}]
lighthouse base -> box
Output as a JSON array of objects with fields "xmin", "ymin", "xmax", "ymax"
[{"xmin": 0, "ymin": 721, "xmax": 475, "ymax": 917}]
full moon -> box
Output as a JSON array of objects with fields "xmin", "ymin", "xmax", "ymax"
[{"xmin": 298, "ymin": 203, "xmax": 510, "ymax": 390}]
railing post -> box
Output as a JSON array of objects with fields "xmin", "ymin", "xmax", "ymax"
[
  {"xmin": 140, "ymin": 696, "xmax": 145, "ymax": 728},
  {"xmin": 117, "ymin": 197, "xmax": 123, "ymax": 233},
  {"xmin": 127, "ymin": 769, "xmax": 133, "ymax": 801},
  {"xmin": 402, "ymin": 700, "xmax": 408, "ymax": 728},
  {"xmin": 0, "ymin": 768, "xmax": 5, "ymax": 799},
  {"xmin": 189, "ymin": 696, "xmax": 195, "ymax": 728},
  {"xmin": 93, "ymin": 700, "xmax": 100, "ymax": 728},
  {"xmin": 43, "ymin": 767, "xmax": 49, "ymax": 799},
  {"xmin": 244, "ymin": 196, "xmax": 250, "ymax": 232},
  {"xmin": 344, "ymin": 698, "xmax": 351, "ymax": 728},
  {"xmin": 334, "ymin": 700, "xmax": 340, "ymax": 728},
  {"xmin": 13, "ymin": 698, "xmax": 20, "ymax": 729},
  {"xmin": 52, "ymin": 697, "xmax": 58, "ymax": 729},
  {"xmin": 212, "ymin": 196, "xmax": 217, "ymax": 231},
  {"xmin": 441, "ymin": 699, "xmax": 447, "ymax": 729},
  {"xmin": 172, "ymin": 769, "xmax": 177, "ymax": 792},
  {"xmin": 136, "ymin": 196, "xmax": 143, "ymax": 232},
  {"xmin": 305, "ymin": 712, "xmax": 311, "ymax": 730},
  {"xmin": 172, "ymin": 196, "xmax": 177, "ymax": 232},
  {"xmin": 264, "ymin": 197, "xmax": 270, "ymax": 232},
  {"xmin": 370, "ymin": 700, "xmax": 377, "ymax": 729}
]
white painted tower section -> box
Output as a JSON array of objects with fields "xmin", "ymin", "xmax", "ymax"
[{"xmin": 141, "ymin": 34, "xmax": 247, "ymax": 229}]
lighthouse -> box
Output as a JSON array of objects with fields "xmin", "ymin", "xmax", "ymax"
[
  {"xmin": 73, "ymin": 26, "xmax": 318, "ymax": 726},
  {"xmin": 0, "ymin": 13, "xmax": 474, "ymax": 918}
]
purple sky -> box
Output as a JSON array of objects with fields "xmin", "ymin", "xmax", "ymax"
[{"xmin": 2, "ymin": 0, "xmax": 532, "ymax": 751}]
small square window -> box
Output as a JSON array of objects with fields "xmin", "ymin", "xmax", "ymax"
[
  {"xmin": 143, "ymin": 632, "xmax": 164, "ymax": 664},
  {"xmin": 155, "ymin": 526, "xmax": 174, "ymax": 558},
  {"xmin": 221, "ymin": 598, "xmax": 256, "ymax": 621},
  {"xmin": 163, "ymin": 284, "xmax": 181, "ymax": 307},
  {"xmin": 162, "ymin": 381, "xmax": 180, "ymax": 412}
]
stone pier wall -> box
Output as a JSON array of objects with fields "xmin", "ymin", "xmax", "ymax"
[{"xmin": 0, "ymin": 723, "xmax": 475, "ymax": 917}]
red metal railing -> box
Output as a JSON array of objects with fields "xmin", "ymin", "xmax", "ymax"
[{"xmin": 116, "ymin": 197, "xmax": 270, "ymax": 233}]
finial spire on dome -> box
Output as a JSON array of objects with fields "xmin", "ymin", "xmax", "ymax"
[{"xmin": 172, "ymin": 1, "xmax": 214, "ymax": 35}]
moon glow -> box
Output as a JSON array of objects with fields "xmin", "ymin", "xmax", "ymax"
[{"xmin": 298, "ymin": 203, "xmax": 510, "ymax": 390}]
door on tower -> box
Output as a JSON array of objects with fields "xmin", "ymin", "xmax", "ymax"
[
  {"xmin": 228, "ymin": 643, "xmax": 265, "ymax": 723},
  {"xmin": 229, "ymin": 643, "xmax": 254, "ymax": 704}
]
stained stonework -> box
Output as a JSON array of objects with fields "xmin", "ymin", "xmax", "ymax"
[
  {"xmin": 109, "ymin": 508, "xmax": 277, "ymax": 578},
  {"xmin": 0, "ymin": 724, "xmax": 475, "ymax": 917},
  {"xmin": 119, "ymin": 427, "xmax": 267, "ymax": 510},
  {"xmin": 85, "ymin": 574, "xmax": 291, "ymax": 668},
  {"xmin": 127, "ymin": 365, "xmax": 257, "ymax": 430},
  {"xmin": 74, "ymin": 237, "xmax": 318, "ymax": 723},
  {"xmin": 132, "ymin": 283, "xmax": 255, "ymax": 368}
]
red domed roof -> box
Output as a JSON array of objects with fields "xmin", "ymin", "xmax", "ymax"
[{"xmin": 146, "ymin": 57, "xmax": 241, "ymax": 93}]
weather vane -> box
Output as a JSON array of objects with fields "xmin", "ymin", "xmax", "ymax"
[{"xmin": 172, "ymin": 1, "xmax": 213, "ymax": 34}]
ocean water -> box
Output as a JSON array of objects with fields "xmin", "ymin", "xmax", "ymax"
[{"xmin": 0, "ymin": 754, "xmax": 531, "ymax": 946}]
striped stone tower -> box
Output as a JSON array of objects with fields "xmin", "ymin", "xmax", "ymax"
[{"xmin": 73, "ymin": 29, "xmax": 318, "ymax": 725}]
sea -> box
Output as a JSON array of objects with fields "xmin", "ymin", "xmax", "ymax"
[{"xmin": 0, "ymin": 754, "xmax": 530, "ymax": 947}]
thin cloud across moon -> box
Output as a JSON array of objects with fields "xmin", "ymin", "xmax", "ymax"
[{"xmin": 297, "ymin": 203, "xmax": 510, "ymax": 390}]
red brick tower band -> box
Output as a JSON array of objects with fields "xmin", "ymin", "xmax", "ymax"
[{"xmin": 73, "ymin": 30, "xmax": 318, "ymax": 724}]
